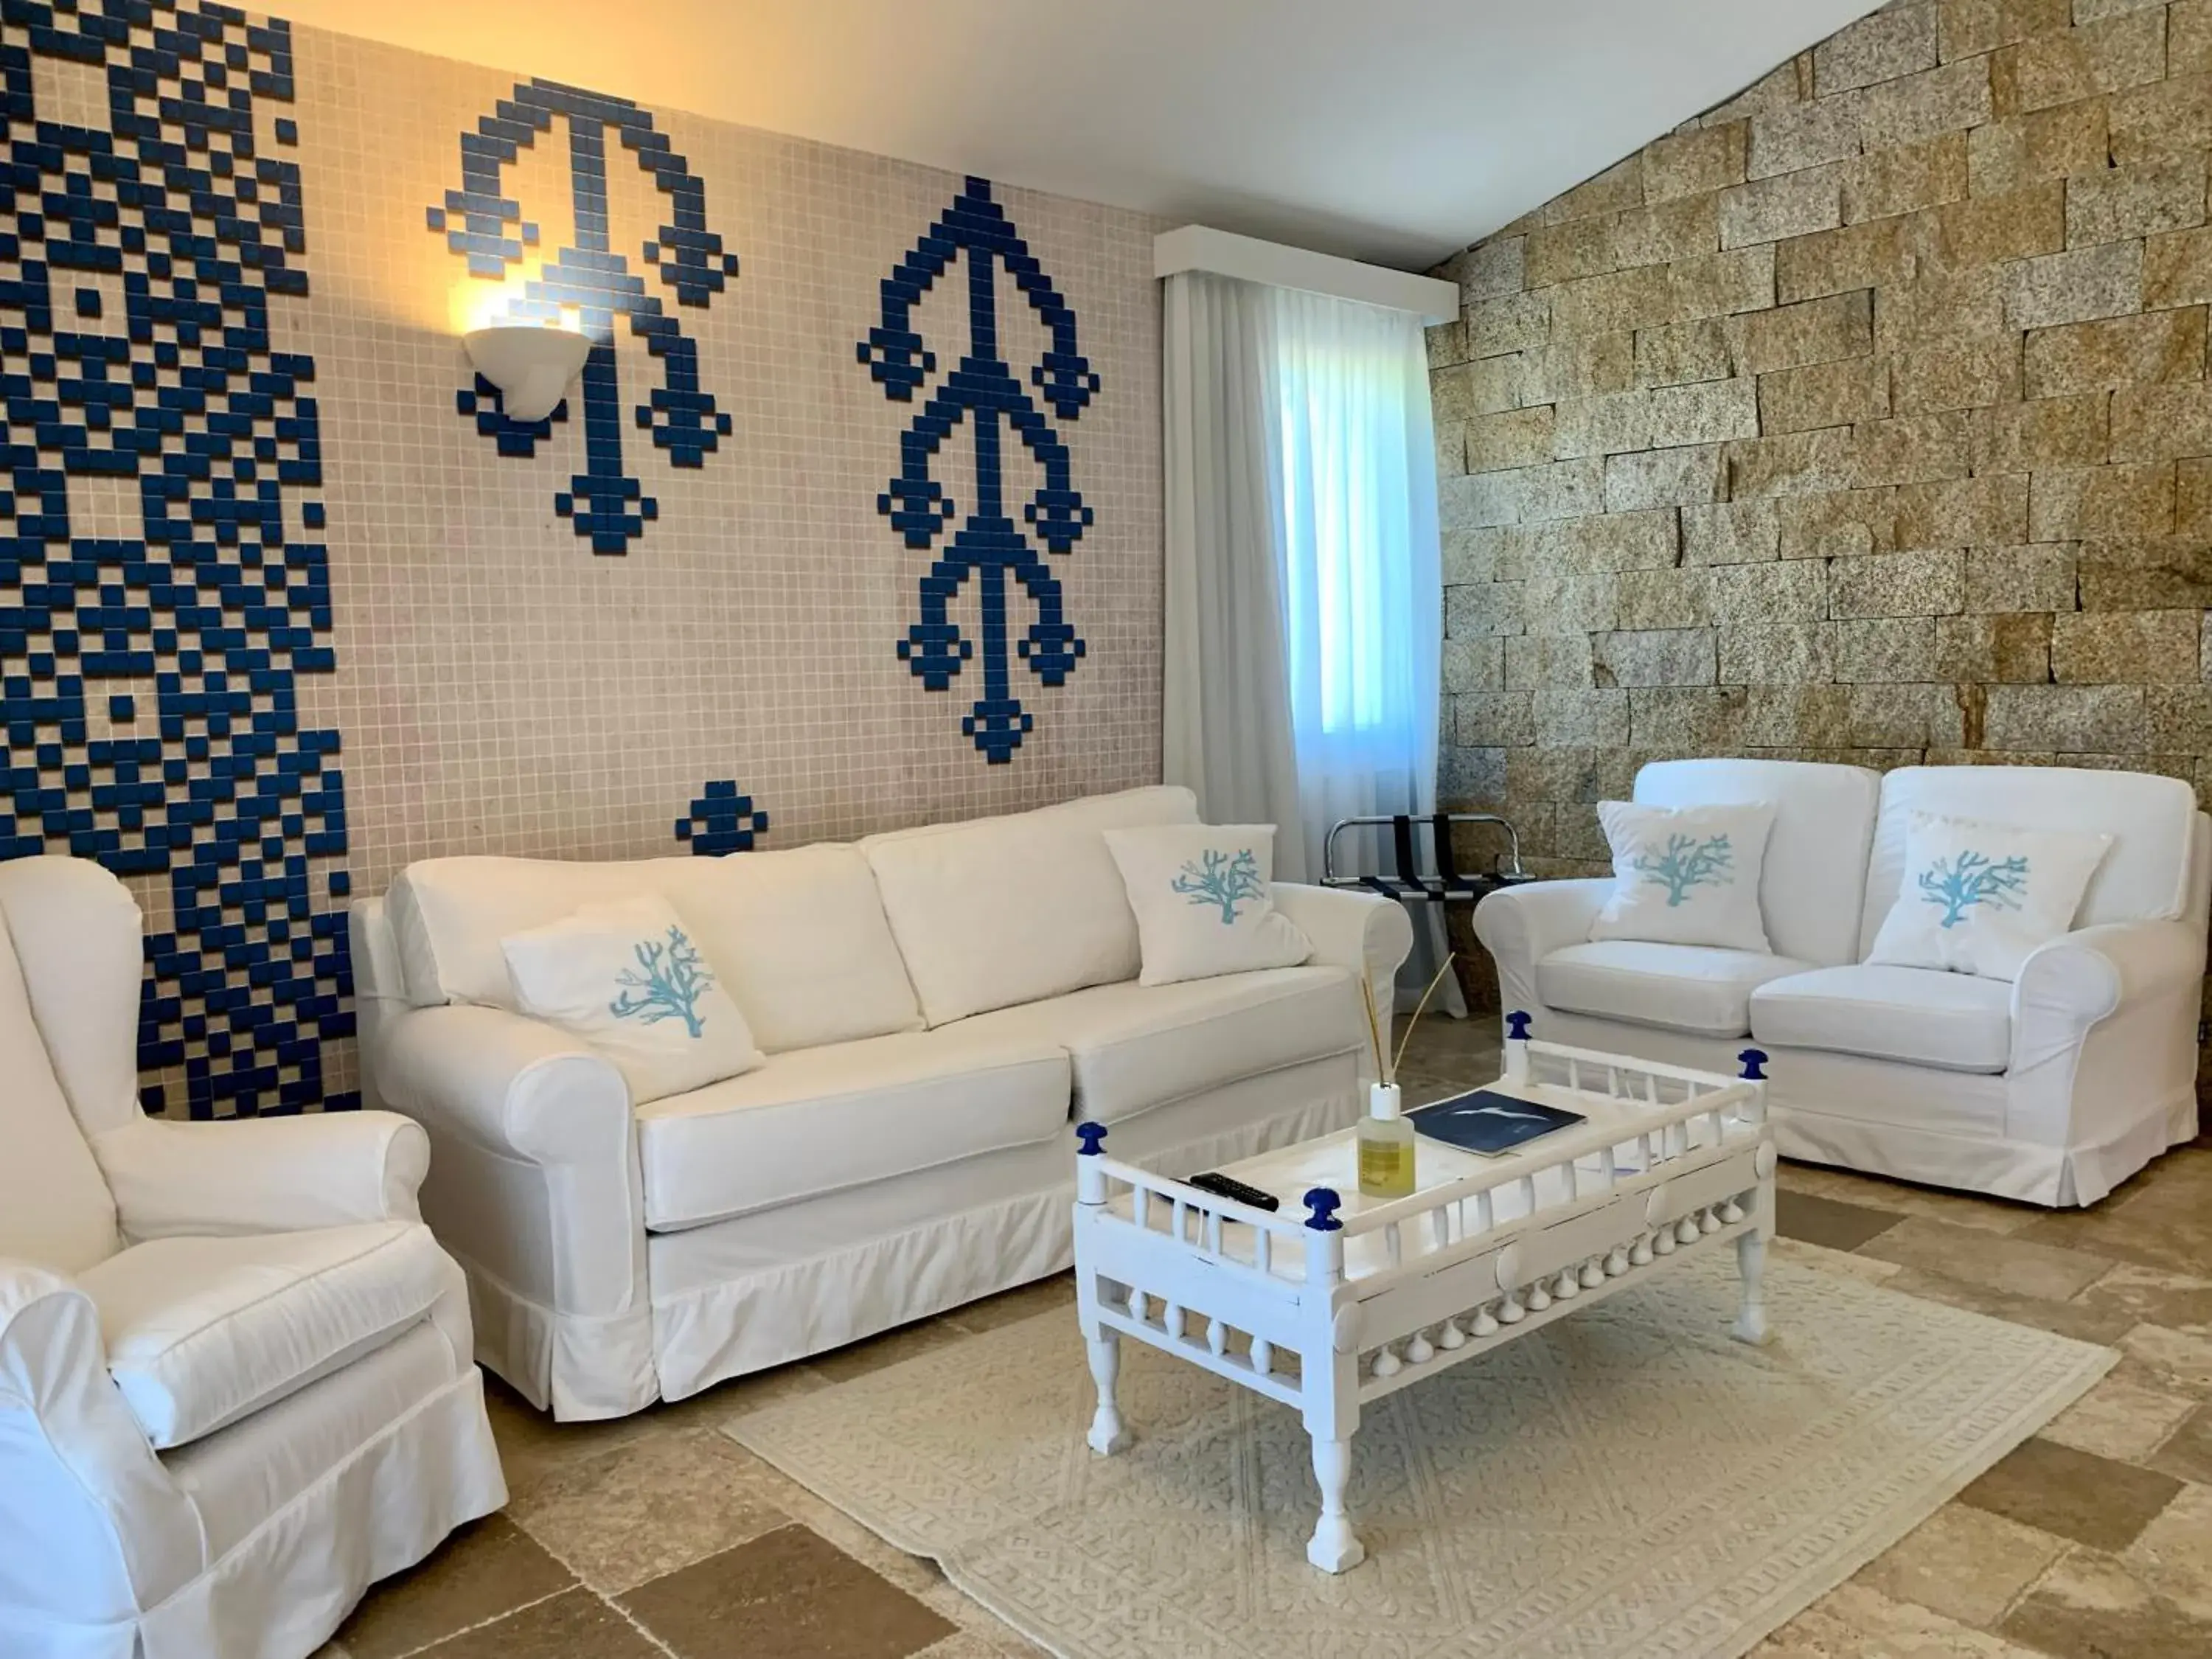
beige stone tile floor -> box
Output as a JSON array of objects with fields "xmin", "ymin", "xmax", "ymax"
[{"xmin": 313, "ymin": 1018, "xmax": 2212, "ymax": 1657}]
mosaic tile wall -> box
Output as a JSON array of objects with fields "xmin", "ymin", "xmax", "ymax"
[{"xmin": 1, "ymin": 7, "xmax": 1164, "ymax": 1115}]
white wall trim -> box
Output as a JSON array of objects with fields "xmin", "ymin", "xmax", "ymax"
[{"xmin": 1153, "ymin": 226, "xmax": 1458, "ymax": 324}]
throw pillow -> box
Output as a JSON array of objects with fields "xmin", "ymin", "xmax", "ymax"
[
  {"xmin": 1590, "ymin": 800, "xmax": 1779, "ymax": 953},
  {"xmin": 501, "ymin": 896, "xmax": 763, "ymax": 1104},
  {"xmin": 1866, "ymin": 811, "xmax": 2112, "ymax": 981},
  {"xmin": 1103, "ymin": 824, "xmax": 1312, "ymax": 987}
]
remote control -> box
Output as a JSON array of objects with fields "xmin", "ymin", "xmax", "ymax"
[{"xmin": 1184, "ymin": 1171, "xmax": 1280, "ymax": 1211}]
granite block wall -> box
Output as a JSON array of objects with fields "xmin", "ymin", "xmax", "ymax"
[{"xmin": 1430, "ymin": 0, "xmax": 2212, "ymax": 907}]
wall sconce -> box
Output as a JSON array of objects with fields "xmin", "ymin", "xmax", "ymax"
[{"xmin": 462, "ymin": 324, "xmax": 592, "ymax": 422}]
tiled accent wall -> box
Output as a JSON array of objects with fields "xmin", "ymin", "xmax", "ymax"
[
  {"xmin": 1430, "ymin": 0, "xmax": 2212, "ymax": 894},
  {"xmin": 2, "ymin": 8, "xmax": 1164, "ymax": 1114}
]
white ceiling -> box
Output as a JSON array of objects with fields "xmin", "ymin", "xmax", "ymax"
[{"xmin": 275, "ymin": 0, "xmax": 1888, "ymax": 270}]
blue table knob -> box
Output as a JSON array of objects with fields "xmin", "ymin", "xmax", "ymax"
[
  {"xmin": 1304, "ymin": 1186, "xmax": 1343, "ymax": 1231},
  {"xmin": 1738, "ymin": 1048, "xmax": 1768, "ymax": 1082},
  {"xmin": 1505, "ymin": 1009, "xmax": 1534, "ymax": 1041},
  {"xmin": 1075, "ymin": 1121, "xmax": 1107, "ymax": 1156}
]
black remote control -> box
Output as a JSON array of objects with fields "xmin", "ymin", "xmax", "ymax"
[{"xmin": 1184, "ymin": 1171, "xmax": 1280, "ymax": 1211}]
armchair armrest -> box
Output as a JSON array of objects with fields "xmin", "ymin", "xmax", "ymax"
[
  {"xmin": 91, "ymin": 1111, "xmax": 431, "ymax": 1242},
  {"xmin": 1472, "ymin": 878, "xmax": 1611, "ymax": 1018},
  {"xmin": 2008, "ymin": 919, "xmax": 2208, "ymax": 1151},
  {"xmin": 0, "ymin": 1261, "xmax": 201, "ymax": 1626},
  {"xmin": 1272, "ymin": 883, "xmax": 1416, "ymax": 1069}
]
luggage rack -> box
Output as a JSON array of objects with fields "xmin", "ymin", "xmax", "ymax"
[{"xmin": 1320, "ymin": 812, "xmax": 1532, "ymax": 905}]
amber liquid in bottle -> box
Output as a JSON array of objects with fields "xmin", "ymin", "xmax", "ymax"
[{"xmin": 1357, "ymin": 1082, "xmax": 1416, "ymax": 1198}]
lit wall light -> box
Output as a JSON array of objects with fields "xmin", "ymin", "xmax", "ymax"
[{"xmin": 462, "ymin": 321, "xmax": 591, "ymax": 422}]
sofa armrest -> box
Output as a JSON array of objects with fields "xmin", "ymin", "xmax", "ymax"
[
  {"xmin": 0, "ymin": 1262, "xmax": 202, "ymax": 1624},
  {"xmin": 2008, "ymin": 919, "xmax": 2208, "ymax": 1151},
  {"xmin": 1273, "ymin": 883, "xmax": 1416, "ymax": 1065},
  {"xmin": 373, "ymin": 1004, "xmax": 647, "ymax": 1364},
  {"xmin": 91, "ymin": 1111, "xmax": 431, "ymax": 1241},
  {"xmin": 1472, "ymin": 879, "xmax": 1611, "ymax": 1019},
  {"xmin": 2013, "ymin": 920, "xmax": 2205, "ymax": 1043}
]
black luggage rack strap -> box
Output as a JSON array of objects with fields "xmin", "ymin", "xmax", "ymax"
[{"xmin": 1319, "ymin": 812, "xmax": 1532, "ymax": 904}]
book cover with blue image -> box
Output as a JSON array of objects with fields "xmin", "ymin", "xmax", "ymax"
[{"xmin": 1411, "ymin": 1089, "xmax": 1585, "ymax": 1156}]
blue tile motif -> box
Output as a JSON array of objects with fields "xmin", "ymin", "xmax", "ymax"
[
  {"xmin": 434, "ymin": 79, "xmax": 739, "ymax": 555},
  {"xmin": 674, "ymin": 779, "xmax": 765, "ymax": 856},
  {"xmin": 860, "ymin": 178, "xmax": 1094, "ymax": 763},
  {"xmin": 0, "ymin": 3, "xmax": 352, "ymax": 1118}
]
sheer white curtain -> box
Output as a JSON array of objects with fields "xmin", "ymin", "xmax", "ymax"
[
  {"xmin": 1162, "ymin": 272, "xmax": 1306, "ymax": 875},
  {"xmin": 1273, "ymin": 286, "xmax": 1444, "ymax": 892},
  {"xmin": 1163, "ymin": 272, "xmax": 1450, "ymax": 1003}
]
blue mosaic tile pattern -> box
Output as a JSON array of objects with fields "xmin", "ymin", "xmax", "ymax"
[
  {"xmin": 860, "ymin": 176, "xmax": 1095, "ymax": 764},
  {"xmin": 0, "ymin": 1, "xmax": 351, "ymax": 1116},
  {"xmin": 434, "ymin": 78, "xmax": 738, "ymax": 554},
  {"xmin": 674, "ymin": 779, "xmax": 765, "ymax": 856}
]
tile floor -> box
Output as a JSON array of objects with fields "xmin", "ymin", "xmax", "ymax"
[{"xmin": 317, "ymin": 1018, "xmax": 2212, "ymax": 1657}]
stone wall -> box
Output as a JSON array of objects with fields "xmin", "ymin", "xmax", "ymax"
[{"xmin": 1430, "ymin": 0, "xmax": 2212, "ymax": 906}]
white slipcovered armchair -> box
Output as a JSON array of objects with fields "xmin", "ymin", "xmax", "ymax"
[{"xmin": 0, "ymin": 857, "xmax": 505, "ymax": 1659}]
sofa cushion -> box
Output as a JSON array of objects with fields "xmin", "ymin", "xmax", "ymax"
[
  {"xmin": 633, "ymin": 1026, "xmax": 1073, "ymax": 1231},
  {"xmin": 501, "ymin": 896, "xmax": 765, "ymax": 1104},
  {"xmin": 1750, "ymin": 964, "xmax": 2013, "ymax": 1074},
  {"xmin": 1633, "ymin": 758, "xmax": 1879, "ymax": 968},
  {"xmin": 1105, "ymin": 823, "xmax": 1312, "ymax": 985},
  {"xmin": 860, "ymin": 786, "xmax": 1200, "ymax": 1026},
  {"xmin": 1863, "ymin": 767, "xmax": 2198, "ymax": 953},
  {"xmin": 383, "ymin": 845, "xmax": 923, "ymax": 1049},
  {"xmin": 1537, "ymin": 941, "xmax": 1817, "ymax": 1037},
  {"xmin": 954, "ymin": 964, "xmax": 1365, "ymax": 1123},
  {"xmin": 77, "ymin": 1221, "xmax": 451, "ymax": 1450}
]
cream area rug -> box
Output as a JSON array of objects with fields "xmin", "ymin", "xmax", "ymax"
[{"xmin": 728, "ymin": 1253, "xmax": 2112, "ymax": 1658}]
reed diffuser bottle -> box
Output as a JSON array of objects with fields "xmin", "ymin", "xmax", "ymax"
[
  {"xmin": 1357, "ymin": 1079, "xmax": 1416, "ymax": 1198},
  {"xmin": 1355, "ymin": 953, "xmax": 1455, "ymax": 1201}
]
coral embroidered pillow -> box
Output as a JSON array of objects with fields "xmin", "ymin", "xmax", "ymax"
[
  {"xmin": 501, "ymin": 896, "xmax": 763, "ymax": 1104},
  {"xmin": 1866, "ymin": 813, "xmax": 2112, "ymax": 981},
  {"xmin": 1103, "ymin": 824, "xmax": 1312, "ymax": 987},
  {"xmin": 1590, "ymin": 800, "xmax": 1778, "ymax": 952}
]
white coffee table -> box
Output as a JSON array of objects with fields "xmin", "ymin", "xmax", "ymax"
[{"xmin": 1071, "ymin": 1022, "xmax": 1775, "ymax": 1573}]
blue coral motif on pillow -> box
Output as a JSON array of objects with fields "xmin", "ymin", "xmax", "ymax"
[
  {"xmin": 1917, "ymin": 852, "xmax": 2028, "ymax": 930},
  {"xmin": 1631, "ymin": 832, "xmax": 1734, "ymax": 908},
  {"xmin": 608, "ymin": 925, "xmax": 716, "ymax": 1037},
  {"xmin": 1172, "ymin": 847, "xmax": 1265, "ymax": 925}
]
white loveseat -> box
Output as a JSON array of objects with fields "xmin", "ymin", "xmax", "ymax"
[
  {"xmin": 353, "ymin": 785, "xmax": 1413, "ymax": 1419},
  {"xmin": 0, "ymin": 858, "xmax": 504, "ymax": 1659},
  {"xmin": 1475, "ymin": 759, "xmax": 2211, "ymax": 1208}
]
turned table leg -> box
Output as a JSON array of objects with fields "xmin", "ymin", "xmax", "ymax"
[
  {"xmin": 1305, "ymin": 1434, "xmax": 1365, "ymax": 1573},
  {"xmin": 1733, "ymin": 1229, "xmax": 1770, "ymax": 1346},
  {"xmin": 1085, "ymin": 1330, "xmax": 1131, "ymax": 1455}
]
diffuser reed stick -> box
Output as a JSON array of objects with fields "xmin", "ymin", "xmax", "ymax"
[
  {"xmin": 1391, "ymin": 953, "xmax": 1458, "ymax": 1083},
  {"xmin": 1360, "ymin": 954, "xmax": 1458, "ymax": 1086},
  {"xmin": 1359, "ymin": 974, "xmax": 1388, "ymax": 1083}
]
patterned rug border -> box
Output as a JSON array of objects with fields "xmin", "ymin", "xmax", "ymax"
[{"xmin": 728, "ymin": 1256, "xmax": 2115, "ymax": 1659}]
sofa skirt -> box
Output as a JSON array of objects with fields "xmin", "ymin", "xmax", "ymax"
[{"xmin": 647, "ymin": 1054, "xmax": 1365, "ymax": 1400}]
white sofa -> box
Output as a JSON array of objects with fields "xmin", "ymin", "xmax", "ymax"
[
  {"xmin": 0, "ymin": 858, "xmax": 504, "ymax": 1659},
  {"xmin": 353, "ymin": 785, "xmax": 1413, "ymax": 1419},
  {"xmin": 1475, "ymin": 760, "xmax": 2211, "ymax": 1208}
]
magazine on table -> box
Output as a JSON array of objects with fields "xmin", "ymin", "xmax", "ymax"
[{"xmin": 1409, "ymin": 1088, "xmax": 1585, "ymax": 1157}]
